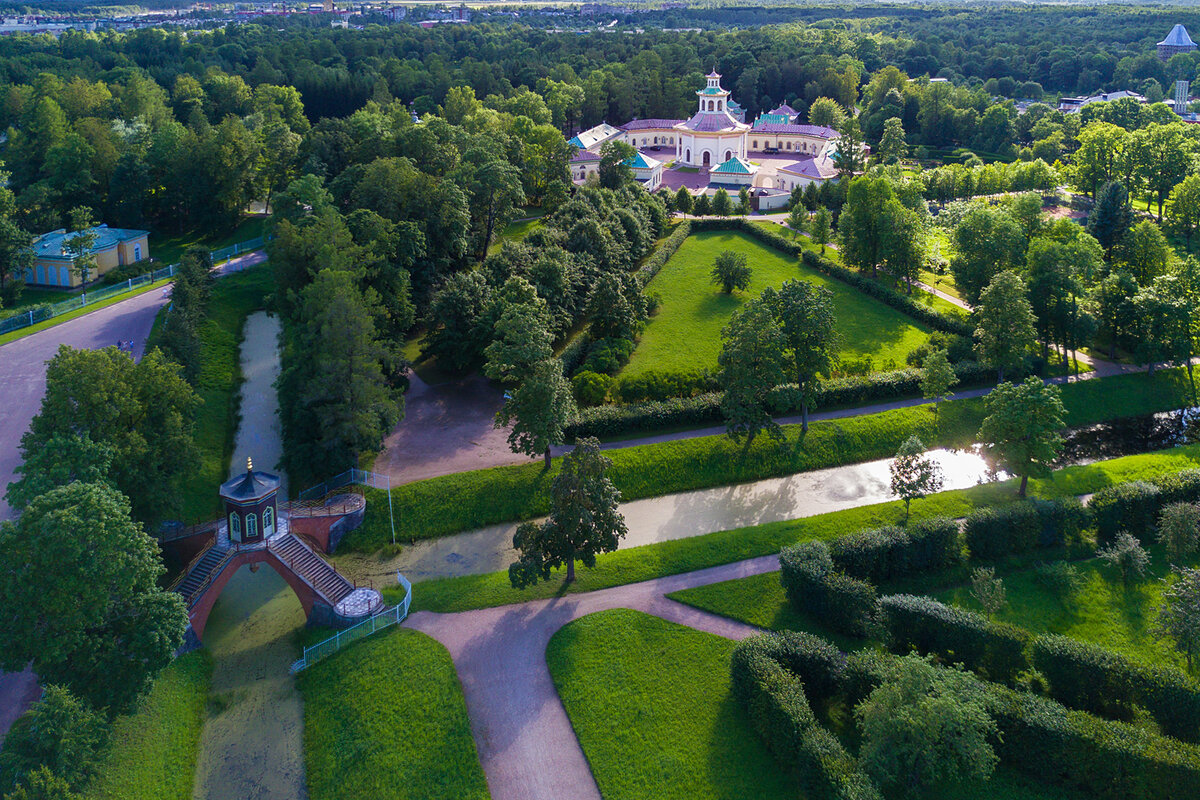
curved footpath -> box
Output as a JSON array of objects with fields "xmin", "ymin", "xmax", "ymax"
[
  {"xmin": 0, "ymin": 250, "xmax": 266, "ymax": 744},
  {"xmin": 405, "ymin": 554, "xmax": 780, "ymax": 800}
]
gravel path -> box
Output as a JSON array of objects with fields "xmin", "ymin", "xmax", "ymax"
[{"xmin": 404, "ymin": 554, "xmax": 779, "ymax": 800}]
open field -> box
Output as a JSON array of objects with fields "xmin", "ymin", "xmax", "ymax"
[
  {"xmin": 624, "ymin": 230, "xmax": 931, "ymax": 377},
  {"xmin": 546, "ymin": 609, "xmax": 794, "ymax": 800},
  {"xmin": 298, "ymin": 626, "xmax": 490, "ymax": 800},
  {"xmin": 79, "ymin": 652, "xmax": 211, "ymax": 800},
  {"xmin": 400, "ymin": 443, "xmax": 1200, "ymax": 614}
]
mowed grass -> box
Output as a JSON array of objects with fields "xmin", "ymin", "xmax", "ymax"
[
  {"xmin": 79, "ymin": 651, "xmax": 212, "ymax": 800},
  {"xmin": 150, "ymin": 215, "xmax": 267, "ymax": 267},
  {"xmin": 399, "ymin": 443, "xmax": 1200, "ymax": 615},
  {"xmin": 934, "ymin": 547, "xmax": 1196, "ymax": 672},
  {"xmin": 297, "ymin": 627, "xmax": 489, "ymax": 800},
  {"xmin": 176, "ymin": 267, "xmax": 272, "ymax": 522},
  {"xmin": 546, "ymin": 609, "xmax": 794, "ymax": 800},
  {"xmin": 350, "ymin": 365, "xmax": 1197, "ymax": 552},
  {"xmin": 546, "ymin": 609, "xmax": 1081, "ymax": 800},
  {"xmin": 624, "ymin": 231, "xmax": 930, "ymax": 377}
]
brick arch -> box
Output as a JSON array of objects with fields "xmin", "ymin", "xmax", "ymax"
[{"xmin": 186, "ymin": 549, "xmax": 324, "ymax": 641}]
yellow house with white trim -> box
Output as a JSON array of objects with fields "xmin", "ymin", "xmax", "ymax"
[{"xmin": 25, "ymin": 225, "xmax": 150, "ymax": 288}]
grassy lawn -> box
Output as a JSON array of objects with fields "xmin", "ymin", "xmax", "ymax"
[
  {"xmin": 934, "ymin": 546, "xmax": 1195, "ymax": 672},
  {"xmin": 0, "ymin": 286, "xmax": 73, "ymax": 318},
  {"xmin": 150, "ymin": 215, "xmax": 267, "ymax": 267},
  {"xmin": 175, "ymin": 267, "xmax": 272, "ymax": 522},
  {"xmin": 351, "ymin": 365, "xmax": 1196, "ymax": 551},
  {"xmin": 546, "ymin": 609, "xmax": 794, "ymax": 800},
  {"xmin": 547, "ymin": 609, "xmax": 1085, "ymax": 800},
  {"xmin": 487, "ymin": 217, "xmax": 543, "ymax": 256},
  {"xmin": 398, "ymin": 443, "xmax": 1200, "ymax": 614},
  {"xmin": 625, "ymin": 230, "xmax": 930, "ymax": 377},
  {"xmin": 296, "ymin": 627, "xmax": 489, "ymax": 800},
  {"xmin": 79, "ymin": 651, "xmax": 211, "ymax": 800}
]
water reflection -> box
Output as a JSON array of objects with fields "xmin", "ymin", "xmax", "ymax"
[{"xmin": 1057, "ymin": 408, "xmax": 1200, "ymax": 466}]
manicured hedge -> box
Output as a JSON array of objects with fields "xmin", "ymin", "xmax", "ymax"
[
  {"xmin": 730, "ymin": 637, "xmax": 883, "ymax": 800},
  {"xmin": 559, "ymin": 332, "xmax": 592, "ymax": 377},
  {"xmin": 987, "ymin": 685, "xmax": 1200, "ymax": 800},
  {"xmin": 828, "ymin": 517, "xmax": 961, "ymax": 583},
  {"xmin": 1031, "ymin": 634, "xmax": 1200, "ymax": 743},
  {"xmin": 963, "ymin": 497, "xmax": 1088, "ymax": 560},
  {"xmin": 732, "ymin": 631, "xmax": 848, "ymax": 715},
  {"xmin": 779, "ymin": 541, "xmax": 879, "ymax": 637},
  {"xmin": 879, "ymin": 594, "xmax": 1031, "ymax": 684},
  {"xmin": 688, "ymin": 217, "xmax": 973, "ymax": 337},
  {"xmin": 635, "ymin": 219, "xmax": 691, "ymax": 287},
  {"xmin": 566, "ymin": 362, "xmax": 993, "ymax": 440},
  {"xmin": 1090, "ymin": 469, "xmax": 1200, "ymax": 546}
]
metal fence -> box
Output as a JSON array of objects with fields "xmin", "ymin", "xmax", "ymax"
[
  {"xmin": 0, "ymin": 235, "xmax": 268, "ymax": 337},
  {"xmin": 297, "ymin": 468, "xmax": 396, "ymax": 544},
  {"xmin": 290, "ymin": 572, "xmax": 413, "ymax": 673}
]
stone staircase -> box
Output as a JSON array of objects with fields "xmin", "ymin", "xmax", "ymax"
[
  {"xmin": 173, "ymin": 544, "xmax": 234, "ymax": 607},
  {"xmin": 269, "ymin": 533, "xmax": 355, "ymax": 606}
]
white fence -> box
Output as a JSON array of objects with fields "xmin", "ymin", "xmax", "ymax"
[{"xmin": 290, "ymin": 572, "xmax": 413, "ymax": 673}]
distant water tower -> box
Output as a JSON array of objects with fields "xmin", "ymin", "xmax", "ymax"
[{"xmin": 1176, "ymin": 80, "xmax": 1191, "ymax": 115}]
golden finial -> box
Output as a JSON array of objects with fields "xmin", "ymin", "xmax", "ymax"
[{"xmin": 247, "ymin": 456, "xmax": 253, "ymax": 473}]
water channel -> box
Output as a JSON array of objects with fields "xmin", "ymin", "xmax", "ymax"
[{"xmin": 191, "ymin": 312, "xmax": 309, "ymax": 800}]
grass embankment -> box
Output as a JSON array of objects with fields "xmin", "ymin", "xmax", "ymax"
[
  {"xmin": 625, "ymin": 230, "xmax": 931, "ymax": 377},
  {"xmin": 0, "ymin": 286, "xmax": 71, "ymax": 319},
  {"xmin": 297, "ymin": 627, "xmax": 490, "ymax": 800},
  {"xmin": 79, "ymin": 652, "xmax": 212, "ymax": 800},
  {"xmin": 175, "ymin": 267, "xmax": 273, "ymax": 522},
  {"xmin": 546, "ymin": 609, "xmax": 794, "ymax": 800},
  {"xmin": 486, "ymin": 216, "xmax": 543, "ymax": 256},
  {"xmin": 351, "ymin": 365, "xmax": 1196, "ymax": 552},
  {"xmin": 150, "ymin": 215, "xmax": 267, "ymax": 267},
  {"xmin": 399, "ymin": 443, "xmax": 1200, "ymax": 614},
  {"xmin": 553, "ymin": 609, "xmax": 1089, "ymax": 800}
]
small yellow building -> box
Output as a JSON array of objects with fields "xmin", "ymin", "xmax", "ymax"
[{"xmin": 25, "ymin": 225, "xmax": 150, "ymax": 288}]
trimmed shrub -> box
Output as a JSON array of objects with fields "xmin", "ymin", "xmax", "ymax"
[
  {"xmin": 571, "ymin": 371, "xmax": 612, "ymax": 406},
  {"xmin": 1030, "ymin": 634, "xmax": 1200, "ymax": 742},
  {"xmin": 731, "ymin": 637, "xmax": 883, "ymax": 800},
  {"xmin": 614, "ymin": 369, "xmax": 717, "ymax": 403},
  {"xmin": 880, "ymin": 594, "xmax": 1030, "ymax": 683},
  {"xmin": 780, "ymin": 541, "xmax": 879, "ymax": 637},
  {"xmin": 963, "ymin": 497, "xmax": 1085, "ymax": 560},
  {"xmin": 987, "ymin": 685, "xmax": 1200, "ymax": 800},
  {"xmin": 733, "ymin": 630, "xmax": 846, "ymax": 701},
  {"xmin": 559, "ymin": 333, "xmax": 592, "ymax": 377},
  {"xmin": 580, "ymin": 337, "xmax": 635, "ymax": 376},
  {"xmin": 1156, "ymin": 469, "xmax": 1200, "ymax": 506},
  {"xmin": 829, "ymin": 517, "xmax": 961, "ymax": 583},
  {"xmin": 564, "ymin": 392, "xmax": 722, "ymax": 440},
  {"xmin": 964, "ymin": 503, "xmax": 1041, "ymax": 560},
  {"xmin": 1090, "ymin": 480, "xmax": 1161, "ymax": 546},
  {"xmin": 636, "ymin": 219, "xmax": 691, "ymax": 287}
]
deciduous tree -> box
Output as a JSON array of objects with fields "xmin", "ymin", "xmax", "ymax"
[
  {"xmin": 718, "ymin": 299, "xmax": 788, "ymax": 444},
  {"xmin": 762, "ymin": 279, "xmax": 838, "ymax": 432},
  {"xmin": 710, "ymin": 249, "xmax": 751, "ymax": 294},
  {"xmin": 508, "ymin": 436, "xmax": 626, "ymax": 586},
  {"xmin": 1156, "ymin": 566, "xmax": 1200, "ymax": 671},
  {"xmin": 495, "ymin": 358, "xmax": 576, "ymax": 467},
  {"xmin": 920, "ymin": 348, "xmax": 957, "ymax": 416},
  {"xmin": 978, "ymin": 376, "xmax": 1065, "ymax": 497},
  {"xmin": 1086, "ymin": 180, "xmax": 1134, "ymax": 260},
  {"xmin": 974, "ymin": 270, "xmax": 1036, "ymax": 381},
  {"xmin": 889, "ymin": 435, "xmax": 943, "ymax": 519},
  {"xmin": 1158, "ymin": 503, "xmax": 1200, "ymax": 563},
  {"xmin": 970, "ymin": 567, "xmax": 1007, "ymax": 618}
]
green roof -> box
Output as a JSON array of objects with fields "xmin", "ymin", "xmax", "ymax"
[{"xmin": 713, "ymin": 156, "xmax": 755, "ymax": 174}]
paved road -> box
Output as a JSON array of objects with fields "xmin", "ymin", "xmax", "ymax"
[
  {"xmin": 0, "ymin": 250, "xmax": 266, "ymax": 741},
  {"xmin": 406, "ymin": 554, "xmax": 779, "ymax": 800}
]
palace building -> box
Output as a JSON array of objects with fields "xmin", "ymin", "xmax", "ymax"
[{"xmin": 673, "ymin": 71, "xmax": 752, "ymax": 168}]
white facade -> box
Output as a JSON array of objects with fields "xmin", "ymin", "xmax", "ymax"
[{"xmin": 673, "ymin": 72, "xmax": 751, "ymax": 168}]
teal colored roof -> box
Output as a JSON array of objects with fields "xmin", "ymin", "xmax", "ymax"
[
  {"xmin": 625, "ymin": 152, "xmax": 661, "ymax": 170},
  {"xmin": 33, "ymin": 225, "xmax": 148, "ymax": 261},
  {"xmin": 698, "ymin": 87, "xmax": 727, "ymax": 95},
  {"xmin": 728, "ymin": 100, "xmax": 744, "ymax": 110},
  {"xmin": 754, "ymin": 113, "xmax": 790, "ymax": 127},
  {"xmin": 713, "ymin": 156, "xmax": 756, "ymax": 174}
]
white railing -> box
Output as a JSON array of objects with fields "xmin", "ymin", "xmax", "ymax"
[{"xmin": 289, "ymin": 572, "xmax": 412, "ymax": 674}]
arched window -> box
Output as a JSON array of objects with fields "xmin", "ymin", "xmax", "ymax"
[
  {"xmin": 752, "ymin": 140, "xmax": 758, "ymax": 149},
  {"xmin": 263, "ymin": 506, "xmax": 275, "ymax": 536},
  {"xmin": 246, "ymin": 513, "xmax": 258, "ymax": 540},
  {"xmin": 725, "ymin": 150, "xmax": 732, "ymax": 162},
  {"xmin": 686, "ymin": 149, "xmax": 691, "ymax": 162},
  {"xmin": 229, "ymin": 513, "xmax": 241, "ymax": 541},
  {"xmin": 786, "ymin": 142, "xmax": 793, "ymax": 150},
  {"xmin": 707, "ymin": 100, "xmax": 714, "ymax": 111}
]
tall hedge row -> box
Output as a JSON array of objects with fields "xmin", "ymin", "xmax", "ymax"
[
  {"xmin": 963, "ymin": 497, "xmax": 1088, "ymax": 560},
  {"xmin": 730, "ymin": 637, "xmax": 883, "ymax": 800},
  {"xmin": 829, "ymin": 517, "xmax": 962, "ymax": 583},
  {"xmin": 1031, "ymin": 634, "xmax": 1200, "ymax": 743},
  {"xmin": 1090, "ymin": 469, "xmax": 1200, "ymax": 546},
  {"xmin": 779, "ymin": 541, "xmax": 879, "ymax": 637},
  {"xmin": 879, "ymin": 594, "xmax": 1031, "ymax": 683}
]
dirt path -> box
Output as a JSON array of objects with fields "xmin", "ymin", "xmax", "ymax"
[
  {"xmin": 336, "ymin": 448, "xmax": 997, "ymax": 583},
  {"xmin": 192, "ymin": 310, "xmax": 308, "ymax": 800},
  {"xmin": 405, "ymin": 554, "xmax": 779, "ymax": 800}
]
